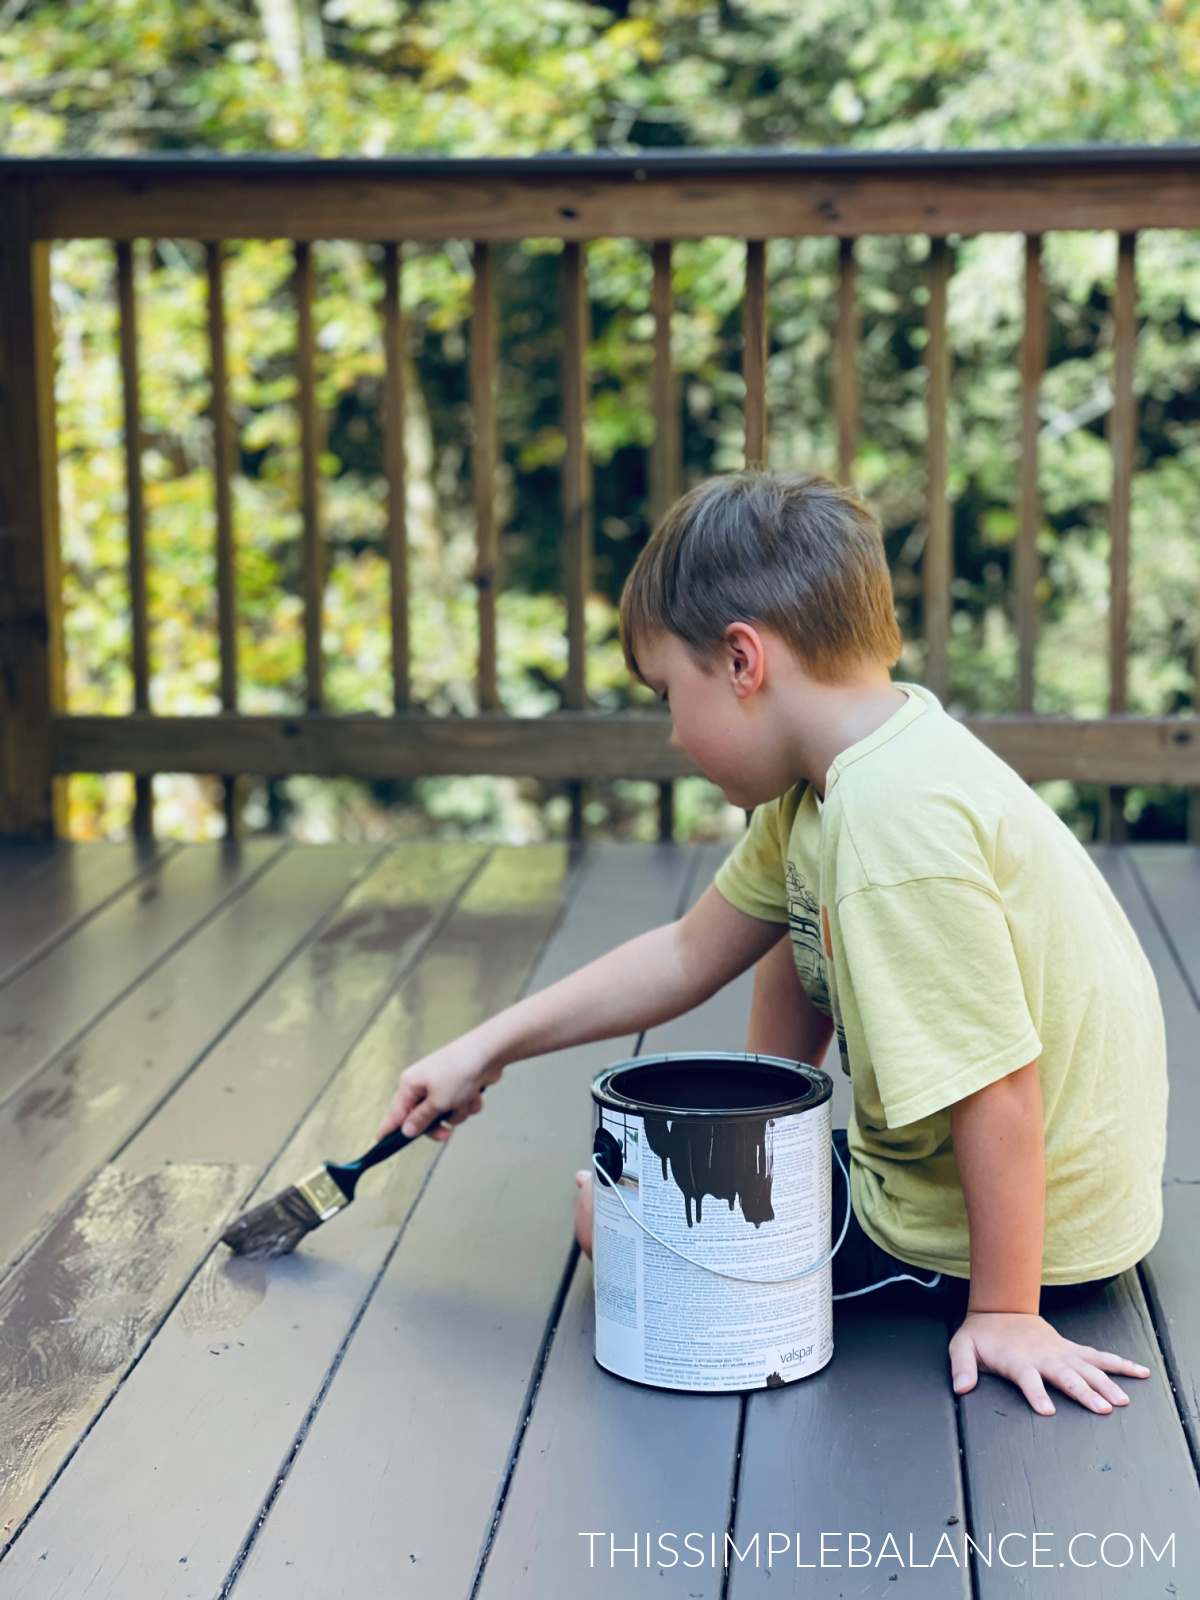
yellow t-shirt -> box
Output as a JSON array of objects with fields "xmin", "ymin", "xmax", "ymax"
[{"xmin": 714, "ymin": 683, "xmax": 1167, "ymax": 1285}]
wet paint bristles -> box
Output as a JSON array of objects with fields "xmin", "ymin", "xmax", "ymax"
[
  {"xmin": 220, "ymin": 1114, "xmax": 450, "ymax": 1260},
  {"xmin": 219, "ymin": 1175, "xmax": 340, "ymax": 1260}
]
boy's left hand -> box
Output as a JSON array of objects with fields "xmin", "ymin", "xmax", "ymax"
[{"xmin": 948, "ymin": 1312, "xmax": 1151, "ymax": 1416}]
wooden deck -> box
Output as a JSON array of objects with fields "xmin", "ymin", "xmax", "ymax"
[{"xmin": 0, "ymin": 839, "xmax": 1196, "ymax": 1598}]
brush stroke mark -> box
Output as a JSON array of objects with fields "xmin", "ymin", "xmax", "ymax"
[
  {"xmin": 178, "ymin": 1252, "xmax": 271, "ymax": 1339},
  {"xmin": 0, "ymin": 1160, "xmax": 248, "ymax": 1530},
  {"xmin": 643, "ymin": 1115, "xmax": 775, "ymax": 1228}
]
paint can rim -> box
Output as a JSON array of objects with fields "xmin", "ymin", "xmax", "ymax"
[{"xmin": 591, "ymin": 1051, "xmax": 832, "ymax": 1121}]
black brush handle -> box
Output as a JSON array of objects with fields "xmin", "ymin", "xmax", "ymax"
[{"xmin": 327, "ymin": 1089, "xmax": 485, "ymax": 1198}]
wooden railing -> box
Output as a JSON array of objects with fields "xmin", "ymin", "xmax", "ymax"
[{"xmin": 3, "ymin": 147, "xmax": 1200, "ymax": 841}]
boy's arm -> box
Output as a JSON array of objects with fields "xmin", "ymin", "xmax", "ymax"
[
  {"xmin": 952, "ymin": 1058, "xmax": 1045, "ymax": 1315},
  {"xmin": 745, "ymin": 935, "xmax": 834, "ymax": 1064},
  {"xmin": 947, "ymin": 1061, "xmax": 1149, "ymax": 1415},
  {"xmin": 377, "ymin": 884, "xmax": 785, "ymax": 1141}
]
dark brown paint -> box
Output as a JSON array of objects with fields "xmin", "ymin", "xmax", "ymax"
[{"xmin": 642, "ymin": 1112, "xmax": 775, "ymax": 1228}]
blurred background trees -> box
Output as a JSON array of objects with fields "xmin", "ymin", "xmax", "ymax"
[{"xmin": 4, "ymin": 0, "xmax": 1200, "ymax": 842}]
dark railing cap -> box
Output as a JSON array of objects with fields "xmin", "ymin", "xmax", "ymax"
[{"xmin": 2, "ymin": 142, "xmax": 1200, "ymax": 181}]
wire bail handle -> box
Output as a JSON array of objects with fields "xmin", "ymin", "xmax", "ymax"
[{"xmin": 590, "ymin": 1134, "xmax": 941, "ymax": 1297}]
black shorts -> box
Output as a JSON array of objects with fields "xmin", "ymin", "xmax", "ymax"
[{"xmin": 829, "ymin": 1127, "xmax": 1120, "ymax": 1324}]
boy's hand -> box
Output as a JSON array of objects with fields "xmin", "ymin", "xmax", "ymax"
[
  {"xmin": 376, "ymin": 1038, "xmax": 500, "ymax": 1144},
  {"xmin": 949, "ymin": 1312, "xmax": 1150, "ymax": 1416}
]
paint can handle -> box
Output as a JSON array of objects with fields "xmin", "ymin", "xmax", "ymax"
[
  {"xmin": 590, "ymin": 1150, "xmax": 843, "ymax": 1286},
  {"xmin": 591, "ymin": 1140, "xmax": 942, "ymax": 1297}
]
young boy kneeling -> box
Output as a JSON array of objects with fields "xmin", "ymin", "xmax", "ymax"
[{"xmin": 377, "ymin": 470, "xmax": 1165, "ymax": 1417}]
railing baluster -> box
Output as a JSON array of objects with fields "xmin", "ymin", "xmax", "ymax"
[
  {"xmin": 1109, "ymin": 232, "xmax": 1137, "ymax": 718},
  {"xmin": 561, "ymin": 241, "xmax": 590, "ymax": 714},
  {"xmin": 649, "ymin": 241, "xmax": 680, "ymax": 526},
  {"xmin": 836, "ymin": 238, "xmax": 859, "ymax": 485},
  {"xmin": 471, "ymin": 241, "xmax": 499, "ymax": 713},
  {"xmin": 924, "ymin": 237, "xmax": 952, "ymax": 705},
  {"xmin": 382, "ymin": 242, "xmax": 409, "ymax": 711},
  {"xmin": 1016, "ymin": 234, "xmax": 1045, "ymax": 715},
  {"xmin": 561, "ymin": 241, "xmax": 591, "ymax": 841},
  {"xmin": 650, "ymin": 240, "xmax": 679, "ymax": 842},
  {"xmin": 205, "ymin": 241, "xmax": 238, "ymax": 836},
  {"xmin": 743, "ymin": 239, "xmax": 768, "ymax": 470},
  {"xmin": 206, "ymin": 243, "xmax": 237, "ymax": 714},
  {"xmin": 116, "ymin": 240, "xmax": 152, "ymax": 838},
  {"xmin": 1104, "ymin": 230, "xmax": 1138, "ymax": 842},
  {"xmin": 294, "ymin": 241, "xmax": 323, "ymax": 714}
]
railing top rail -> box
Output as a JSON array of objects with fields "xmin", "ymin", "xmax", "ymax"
[
  {"xmin": 3, "ymin": 142, "xmax": 1200, "ymax": 181},
  {"xmin": 6, "ymin": 143, "xmax": 1198, "ymax": 241}
]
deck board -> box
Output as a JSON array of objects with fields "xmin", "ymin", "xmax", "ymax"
[
  {"xmin": 0, "ymin": 843, "xmax": 485, "ymax": 1544},
  {"xmin": 1094, "ymin": 847, "xmax": 1200, "ymax": 1466},
  {"xmin": 1123, "ymin": 846, "xmax": 1200, "ymax": 1179},
  {"xmin": 230, "ymin": 845, "xmax": 692, "ymax": 1600},
  {"xmin": 0, "ymin": 847, "xmax": 570, "ymax": 1599},
  {"xmin": 958, "ymin": 1272, "xmax": 1200, "ymax": 1596},
  {"xmin": 0, "ymin": 841, "xmax": 280, "ymax": 1104},
  {"xmin": 730, "ymin": 1316, "xmax": 969, "ymax": 1598},
  {"xmin": 0, "ymin": 842, "xmax": 171, "ymax": 986},
  {"xmin": 0, "ymin": 845, "xmax": 60, "ymax": 894},
  {"xmin": 0, "ymin": 840, "xmax": 1193, "ymax": 1597},
  {"xmin": 0, "ymin": 844, "xmax": 376, "ymax": 1280},
  {"xmin": 476, "ymin": 845, "xmax": 747, "ymax": 1600},
  {"xmin": 948, "ymin": 844, "xmax": 1200, "ymax": 1598}
]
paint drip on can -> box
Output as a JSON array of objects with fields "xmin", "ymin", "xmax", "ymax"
[{"xmin": 590, "ymin": 1053, "xmax": 833, "ymax": 1393}]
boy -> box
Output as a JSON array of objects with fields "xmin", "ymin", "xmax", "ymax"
[{"xmin": 377, "ymin": 470, "xmax": 1165, "ymax": 1418}]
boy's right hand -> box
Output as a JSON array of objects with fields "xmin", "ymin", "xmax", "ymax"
[{"xmin": 376, "ymin": 1037, "xmax": 500, "ymax": 1145}]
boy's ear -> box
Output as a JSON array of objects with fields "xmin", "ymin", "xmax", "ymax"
[{"xmin": 724, "ymin": 622, "xmax": 767, "ymax": 699}]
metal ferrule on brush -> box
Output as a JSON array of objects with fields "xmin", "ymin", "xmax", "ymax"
[{"xmin": 294, "ymin": 1165, "xmax": 350, "ymax": 1222}]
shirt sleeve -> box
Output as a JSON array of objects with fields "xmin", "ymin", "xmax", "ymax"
[
  {"xmin": 713, "ymin": 798, "xmax": 790, "ymax": 924},
  {"xmin": 834, "ymin": 876, "xmax": 1043, "ymax": 1128}
]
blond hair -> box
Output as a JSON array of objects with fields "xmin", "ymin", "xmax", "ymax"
[{"xmin": 619, "ymin": 470, "xmax": 901, "ymax": 682}]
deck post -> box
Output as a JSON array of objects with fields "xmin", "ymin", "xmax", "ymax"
[{"xmin": 0, "ymin": 177, "xmax": 65, "ymax": 839}]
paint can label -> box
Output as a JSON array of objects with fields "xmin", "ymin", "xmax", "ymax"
[{"xmin": 593, "ymin": 1097, "xmax": 832, "ymax": 1392}]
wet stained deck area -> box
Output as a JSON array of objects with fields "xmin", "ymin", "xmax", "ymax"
[{"xmin": 0, "ymin": 837, "xmax": 1197, "ymax": 1600}]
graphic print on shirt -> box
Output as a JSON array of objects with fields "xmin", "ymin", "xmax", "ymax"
[{"xmin": 785, "ymin": 861, "xmax": 832, "ymax": 1017}]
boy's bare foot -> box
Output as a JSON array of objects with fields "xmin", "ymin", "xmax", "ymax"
[{"xmin": 574, "ymin": 1170, "xmax": 594, "ymax": 1259}]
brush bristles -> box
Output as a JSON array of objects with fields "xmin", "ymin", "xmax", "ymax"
[{"xmin": 220, "ymin": 1184, "xmax": 324, "ymax": 1260}]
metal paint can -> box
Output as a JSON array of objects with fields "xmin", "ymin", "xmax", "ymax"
[{"xmin": 590, "ymin": 1052, "xmax": 833, "ymax": 1393}]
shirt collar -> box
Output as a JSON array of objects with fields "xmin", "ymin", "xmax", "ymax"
[{"xmin": 823, "ymin": 682, "xmax": 934, "ymax": 799}]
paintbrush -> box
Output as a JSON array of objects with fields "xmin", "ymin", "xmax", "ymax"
[{"xmin": 220, "ymin": 1115, "xmax": 451, "ymax": 1261}]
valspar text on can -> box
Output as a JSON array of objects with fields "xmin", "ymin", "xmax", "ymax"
[{"xmin": 590, "ymin": 1052, "xmax": 833, "ymax": 1393}]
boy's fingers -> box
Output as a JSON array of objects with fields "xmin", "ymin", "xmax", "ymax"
[
  {"xmin": 400, "ymin": 1095, "xmax": 443, "ymax": 1139},
  {"xmin": 1076, "ymin": 1361, "xmax": 1129, "ymax": 1405},
  {"xmin": 444, "ymin": 1095, "xmax": 480, "ymax": 1125},
  {"xmin": 1076, "ymin": 1345, "xmax": 1150, "ymax": 1378},
  {"xmin": 376, "ymin": 1088, "xmax": 416, "ymax": 1142},
  {"xmin": 948, "ymin": 1331, "xmax": 978, "ymax": 1396},
  {"xmin": 1014, "ymin": 1365, "xmax": 1056, "ymax": 1416},
  {"xmin": 1047, "ymin": 1363, "xmax": 1111, "ymax": 1413}
]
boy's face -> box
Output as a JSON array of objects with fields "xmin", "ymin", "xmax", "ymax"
[{"xmin": 634, "ymin": 627, "xmax": 798, "ymax": 810}]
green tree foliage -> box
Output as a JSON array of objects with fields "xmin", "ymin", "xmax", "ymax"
[{"xmin": 4, "ymin": 0, "xmax": 1200, "ymax": 839}]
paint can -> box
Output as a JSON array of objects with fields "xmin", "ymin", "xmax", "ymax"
[{"xmin": 590, "ymin": 1052, "xmax": 833, "ymax": 1393}]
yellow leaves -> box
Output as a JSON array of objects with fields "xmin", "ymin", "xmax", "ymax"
[
  {"xmin": 1167, "ymin": 0, "xmax": 1200, "ymax": 72},
  {"xmin": 603, "ymin": 17, "xmax": 662, "ymax": 65}
]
